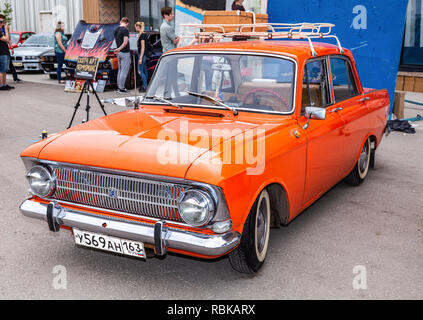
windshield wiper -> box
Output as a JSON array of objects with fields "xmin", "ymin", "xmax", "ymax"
[
  {"xmin": 144, "ymin": 96, "xmax": 182, "ymax": 109},
  {"xmin": 186, "ymin": 91, "xmax": 238, "ymax": 116}
]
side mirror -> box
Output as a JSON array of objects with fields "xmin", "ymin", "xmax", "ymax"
[{"xmin": 303, "ymin": 107, "xmax": 326, "ymax": 129}]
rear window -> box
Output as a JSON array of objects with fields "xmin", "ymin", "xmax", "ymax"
[{"xmin": 330, "ymin": 57, "xmax": 359, "ymax": 102}]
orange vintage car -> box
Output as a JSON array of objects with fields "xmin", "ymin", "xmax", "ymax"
[{"xmin": 20, "ymin": 24, "xmax": 390, "ymax": 273}]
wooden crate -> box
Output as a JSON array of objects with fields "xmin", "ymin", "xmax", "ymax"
[
  {"xmin": 413, "ymin": 77, "xmax": 423, "ymax": 93},
  {"xmin": 396, "ymin": 75, "xmax": 404, "ymax": 91},
  {"xmin": 393, "ymin": 91, "xmax": 405, "ymax": 119},
  {"xmin": 403, "ymin": 76, "xmax": 415, "ymax": 92},
  {"xmin": 202, "ymin": 11, "xmax": 268, "ymax": 33}
]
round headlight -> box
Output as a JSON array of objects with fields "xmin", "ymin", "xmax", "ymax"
[
  {"xmin": 178, "ymin": 189, "xmax": 215, "ymax": 227},
  {"xmin": 26, "ymin": 165, "xmax": 55, "ymax": 198}
]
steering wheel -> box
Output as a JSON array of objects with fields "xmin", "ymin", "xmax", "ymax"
[{"xmin": 242, "ymin": 88, "xmax": 290, "ymax": 111}]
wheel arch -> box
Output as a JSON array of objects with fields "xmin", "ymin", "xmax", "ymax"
[
  {"xmin": 238, "ymin": 181, "xmax": 291, "ymax": 235},
  {"xmin": 266, "ymin": 183, "xmax": 291, "ymax": 227}
]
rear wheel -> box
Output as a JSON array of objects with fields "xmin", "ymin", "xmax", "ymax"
[
  {"xmin": 346, "ymin": 137, "xmax": 372, "ymax": 186},
  {"xmin": 229, "ymin": 189, "xmax": 271, "ymax": 274}
]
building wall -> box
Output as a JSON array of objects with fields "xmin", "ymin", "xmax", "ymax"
[
  {"xmin": 82, "ymin": 0, "xmax": 120, "ymax": 24},
  {"xmin": 99, "ymin": 0, "xmax": 120, "ymax": 24},
  {"xmin": 0, "ymin": 0, "xmax": 82, "ymax": 34},
  {"xmin": 82, "ymin": 0, "xmax": 99, "ymax": 23}
]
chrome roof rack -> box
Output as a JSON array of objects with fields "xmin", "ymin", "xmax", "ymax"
[{"xmin": 179, "ymin": 22, "xmax": 344, "ymax": 57}]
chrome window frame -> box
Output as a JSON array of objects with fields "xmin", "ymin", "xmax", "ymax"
[
  {"xmin": 328, "ymin": 54, "xmax": 360, "ymax": 103},
  {"xmin": 143, "ymin": 50, "xmax": 298, "ymax": 116},
  {"xmin": 301, "ymin": 56, "xmax": 334, "ymax": 114}
]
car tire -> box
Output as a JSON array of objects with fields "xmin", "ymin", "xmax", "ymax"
[
  {"xmin": 229, "ymin": 189, "xmax": 271, "ymax": 274},
  {"xmin": 346, "ymin": 137, "xmax": 372, "ymax": 186}
]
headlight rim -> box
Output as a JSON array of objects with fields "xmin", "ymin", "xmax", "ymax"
[
  {"xmin": 26, "ymin": 165, "xmax": 56, "ymax": 198},
  {"xmin": 178, "ymin": 188, "xmax": 216, "ymax": 227}
]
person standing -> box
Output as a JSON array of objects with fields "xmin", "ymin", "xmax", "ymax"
[
  {"xmin": 135, "ymin": 21, "xmax": 148, "ymax": 91},
  {"xmin": 54, "ymin": 21, "xmax": 68, "ymax": 84},
  {"xmin": 0, "ymin": 14, "xmax": 13, "ymax": 91},
  {"xmin": 231, "ymin": 0, "xmax": 246, "ymax": 11},
  {"xmin": 160, "ymin": 7, "xmax": 180, "ymax": 53},
  {"xmin": 8, "ymin": 50, "xmax": 21, "ymax": 83},
  {"xmin": 114, "ymin": 17, "xmax": 131, "ymax": 93}
]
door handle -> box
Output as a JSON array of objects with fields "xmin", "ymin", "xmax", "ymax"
[
  {"xmin": 330, "ymin": 107, "xmax": 343, "ymax": 113},
  {"xmin": 359, "ymin": 97, "xmax": 370, "ymax": 102}
]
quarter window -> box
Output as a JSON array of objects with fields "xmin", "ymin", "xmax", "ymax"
[
  {"xmin": 330, "ymin": 57, "xmax": 359, "ymax": 102},
  {"xmin": 302, "ymin": 59, "xmax": 331, "ymax": 113}
]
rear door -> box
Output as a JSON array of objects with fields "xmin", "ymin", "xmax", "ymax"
[
  {"xmin": 328, "ymin": 56, "xmax": 369, "ymax": 174},
  {"xmin": 299, "ymin": 57, "xmax": 347, "ymax": 206}
]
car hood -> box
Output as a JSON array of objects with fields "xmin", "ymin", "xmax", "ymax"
[
  {"xmin": 13, "ymin": 46, "xmax": 53, "ymax": 56},
  {"xmin": 36, "ymin": 107, "xmax": 272, "ymax": 179}
]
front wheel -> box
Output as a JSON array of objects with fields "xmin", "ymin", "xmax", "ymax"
[
  {"xmin": 346, "ymin": 137, "xmax": 372, "ymax": 186},
  {"xmin": 229, "ymin": 189, "xmax": 271, "ymax": 274}
]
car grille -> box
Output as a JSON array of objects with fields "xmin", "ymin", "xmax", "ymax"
[{"xmin": 48, "ymin": 165, "xmax": 186, "ymax": 223}]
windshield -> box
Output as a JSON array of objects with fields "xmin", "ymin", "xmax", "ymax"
[
  {"xmin": 10, "ymin": 33, "xmax": 20, "ymax": 44},
  {"xmin": 22, "ymin": 34, "xmax": 54, "ymax": 47},
  {"xmin": 145, "ymin": 53, "xmax": 295, "ymax": 113}
]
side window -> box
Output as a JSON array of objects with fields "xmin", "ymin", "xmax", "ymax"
[
  {"xmin": 302, "ymin": 59, "xmax": 331, "ymax": 114},
  {"xmin": 21, "ymin": 33, "xmax": 31, "ymax": 41},
  {"xmin": 330, "ymin": 57, "xmax": 359, "ymax": 102}
]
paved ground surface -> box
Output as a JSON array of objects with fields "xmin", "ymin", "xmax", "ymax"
[{"xmin": 0, "ymin": 73, "xmax": 422, "ymax": 300}]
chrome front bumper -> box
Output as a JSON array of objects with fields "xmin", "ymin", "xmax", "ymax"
[{"xmin": 19, "ymin": 200, "xmax": 241, "ymax": 257}]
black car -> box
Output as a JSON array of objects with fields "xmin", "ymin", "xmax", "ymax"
[
  {"xmin": 64, "ymin": 31, "xmax": 162, "ymax": 89},
  {"xmin": 41, "ymin": 36, "xmax": 72, "ymax": 79}
]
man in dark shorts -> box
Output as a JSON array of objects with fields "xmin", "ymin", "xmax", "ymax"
[
  {"xmin": 113, "ymin": 17, "xmax": 131, "ymax": 93},
  {"xmin": 0, "ymin": 15, "xmax": 13, "ymax": 91}
]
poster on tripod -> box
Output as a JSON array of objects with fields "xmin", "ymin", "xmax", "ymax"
[
  {"xmin": 75, "ymin": 56, "xmax": 100, "ymax": 80},
  {"xmin": 65, "ymin": 80, "xmax": 107, "ymax": 93}
]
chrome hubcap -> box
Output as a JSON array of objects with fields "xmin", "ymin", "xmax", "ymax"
[
  {"xmin": 256, "ymin": 200, "xmax": 268, "ymax": 253},
  {"xmin": 359, "ymin": 143, "xmax": 369, "ymax": 173}
]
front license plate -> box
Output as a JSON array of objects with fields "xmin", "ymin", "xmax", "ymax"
[
  {"xmin": 73, "ymin": 229, "xmax": 146, "ymax": 259},
  {"xmin": 13, "ymin": 62, "xmax": 22, "ymax": 67}
]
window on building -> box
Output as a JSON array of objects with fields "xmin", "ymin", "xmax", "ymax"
[
  {"xmin": 138, "ymin": 0, "xmax": 175, "ymax": 31},
  {"xmin": 401, "ymin": 0, "xmax": 423, "ymax": 66}
]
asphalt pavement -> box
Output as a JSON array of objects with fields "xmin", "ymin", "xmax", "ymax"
[{"xmin": 0, "ymin": 73, "xmax": 422, "ymax": 300}]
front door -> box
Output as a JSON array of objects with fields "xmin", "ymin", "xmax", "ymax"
[{"xmin": 299, "ymin": 58, "xmax": 346, "ymax": 207}]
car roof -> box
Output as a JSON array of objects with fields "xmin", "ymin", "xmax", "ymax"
[{"xmin": 171, "ymin": 40, "xmax": 352, "ymax": 61}]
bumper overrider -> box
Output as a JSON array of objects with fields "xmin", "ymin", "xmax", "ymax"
[{"xmin": 20, "ymin": 200, "xmax": 241, "ymax": 258}]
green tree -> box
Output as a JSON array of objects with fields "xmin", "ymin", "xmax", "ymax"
[{"xmin": 0, "ymin": 2, "xmax": 13, "ymax": 25}]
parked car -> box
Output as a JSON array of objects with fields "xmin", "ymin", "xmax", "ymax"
[
  {"xmin": 11, "ymin": 33, "xmax": 54, "ymax": 72},
  {"xmin": 19, "ymin": 24, "xmax": 390, "ymax": 273},
  {"xmin": 40, "ymin": 36, "xmax": 72, "ymax": 79},
  {"xmin": 64, "ymin": 31, "xmax": 162, "ymax": 89},
  {"xmin": 10, "ymin": 31, "xmax": 35, "ymax": 49}
]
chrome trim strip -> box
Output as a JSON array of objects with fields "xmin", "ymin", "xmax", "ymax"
[
  {"xmin": 144, "ymin": 50, "xmax": 298, "ymax": 116},
  {"xmin": 20, "ymin": 200, "xmax": 240, "ymax": 257}
]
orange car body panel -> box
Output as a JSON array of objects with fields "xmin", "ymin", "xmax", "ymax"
[{"xmin": 21, "ymin": 40, "xmax": 390, "ymax": 258}]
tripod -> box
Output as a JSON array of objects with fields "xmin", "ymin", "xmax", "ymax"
[{"xmin": 67, "ymin": 80, "xmax": 107, "ymax": 129}]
